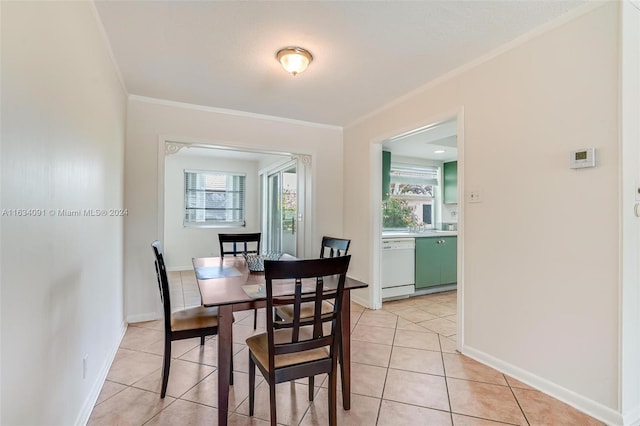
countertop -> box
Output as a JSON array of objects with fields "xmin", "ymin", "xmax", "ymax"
[{"xmin": 382, "ymin": 230, "xmax": 458, "ymax": 239}]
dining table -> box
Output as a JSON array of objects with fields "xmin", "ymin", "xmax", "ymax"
[{"xmin": 192, "ymin": 255, "xmax": 368, "ymax": 426}]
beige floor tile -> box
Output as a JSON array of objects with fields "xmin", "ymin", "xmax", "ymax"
[
  {"xmin": 178, "ymin": 337, "xmax": 245, "ymax": 367},
  {"xmin": 95, "ymin": 380, "xmax": 127, "ymax": 404},
  {"xmin": 351, "ymin": 324, "xmax": 396, "ymax": 345},
  {"xmin": 389, "ymin": 346, "xmax": 444, "ymax": 376},
  {"xmin": 351, "ymin": 340, "xmax": 392, "ymax": 367},
  {"xmin": 447, "ymin": 378, "xmax": 527, "ymax": 425},
  {"xmin": 234, "ymin": 381, "xmax": 313, "ymax": 425},
  {"xmin": 439, "ymin": 335, "xmax": 459, "ymax": 354},
  {"xmin": 299, "ymin": 388, "xmax": 381, "ymax": 426},
  {"xmin": 442, "ymin": 353, "xmax": 507, "ymax": 386},
  {"xmin": 505, "ymin": 375, "xmax": 535, "ymax": 390},
  {"xmin": 119, "ymin": 326, "xmax": 165, "ymax": 352},
  {"xmin": 106, "ymin": 348, "xmax": 163, "ymax": 385},
  {"xmin": 348, "ymin": 362, "xmax": 388, "ymax": 398},
  {"xmin": 233, "ymin": 324, "xmax": 263, "ymax": 344},
  {"xmin": 393, "ymin": 329, "xmax": 441, "ymax": 351},
  {"xmin": 396, "ymin": 308, "xmax": 439, "ymax": 323},
  {"xmin": 145, "ymin": 399, "xmax": 217, "ymax": 425},
  {"xmin": 88, "ymin": 387, "xmax": 174, "ymax": 426},
  {"xmin": 418, "ymin": 317, "xmax": 458, "ymax": 336},
  {"xmin": 145, "ymin": 336, "xmax": 205, "ymax": 358},
  {"xmin": 377, "ymin": 400, "xmax": 452, "ymax": 426},
  {"xmin": 382, "ymin": 298, "xmax": 416, "ymax": 313},
  {"xmin": 396, "ymin": 317, "xmax": 433, "ymax": 332},
  {"xmin": 350, "ymin": 301, "xmax": 366, "ymax": 313},
  {"xmin": 132, "ymin": 320, "xmax": 164, "ymax": 331},
  {"xmin": 383, "ymin": 368, "xmax": 449, "ymax": 411},
  {"xmin": 228, "ymin": 413, "xmax": 272, "ymax": 425},
  {"xmin": 132, "ymin": 358, "xmax": 215, "ymax": 398},
  {"xmin": 512, "ymin": 388, "xmax": 604, "ymax": 426},
  {"xmin": 181, "ymin": 370, "xmax": 257, "ymax": 410},
  {"xmin": 421, "ymin": 303, "xmax": 457, "ymax": 317},
  {"xmin": 357, "ymin": 310, "xmax": 398, "ymax": 328},
  {"xmin": 452, "ymin": 413, "xmax": 516, "ymax": 425}
]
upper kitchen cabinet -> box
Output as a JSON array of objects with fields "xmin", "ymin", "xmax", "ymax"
[
  {"xmin": 382, "ymin": 150, "xmax": 391, "ymax": 201},
  {"xmin": 443, "ymin": 161, "xmax": 457, "ymax": 204}
]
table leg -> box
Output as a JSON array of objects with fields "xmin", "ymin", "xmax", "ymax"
[
  {"xmin": 340, "ymin": 290, "xmax": 351, "ymax": 410},
  {"xmin": 218, "ymin": 305, "xmax": 233, "ymax": 426}
]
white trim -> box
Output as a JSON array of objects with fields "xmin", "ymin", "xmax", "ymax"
[
  {"xmin": 347, "ymin": 1, "xmax": 606, "ymax": 129},
  {"xmin": 129, "ymin": 95, "xmax": 342, "ymax": 130},
  {"xmin": 350, "ymin": 291, "xmax": 370, "ymax": 310},
  {"xmin": 622, "ymin": 406, "xmax": 640, "ymax": 426},
  {"xmin": 127, "ymin": 312, "xmax": 160, "ymax": 324},
  {"xmin": 455, "ymin": 106, "xmax": 465, "ymax": 353},
  {"xmin": 74, "ymin": 321, "xmax": 127, "ymax": 426},
  {"xmin": 89, "ymin": 1, "xmax": 128, "ymax": 94},
  {"xmin": 462, "ymin": 344, "xmax": 624, "ymax": 426}
]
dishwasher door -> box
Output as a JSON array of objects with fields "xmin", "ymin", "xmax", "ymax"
[{"xmin": 381, "ymin": 238, "xmax": 415, "ymax": 299}]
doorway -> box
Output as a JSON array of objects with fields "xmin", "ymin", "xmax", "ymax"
[{"xmin": 264, "ymin": 161, "xmax": 298, "ymax": 255}]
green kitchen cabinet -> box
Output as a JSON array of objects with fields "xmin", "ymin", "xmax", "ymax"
[
  {"xmin": 443, "ymin": 161, "xmax": 457, "ymax": 204},
  {"xmin": 382, "ymin": 150, "xmax": 391, "ymax": 200},
  {"xmin": 415, "ymin": 236, "xmax": 457, "ymax": 289}
]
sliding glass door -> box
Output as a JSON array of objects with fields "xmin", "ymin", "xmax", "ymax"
[{"xmin": 265, "ymin": 162, "xmax": 298, "ymax": 256}]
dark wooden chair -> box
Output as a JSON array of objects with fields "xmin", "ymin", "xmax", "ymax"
[
  {"xmin": 218, "ymin": 232, "xmax": 261, "ymax": 329},
  {"xmin": 151, "ymin": 240, "xmax": 231, "ymax": 398},
  {"xmin": 275, "ymin": 236, "xmax": 351, "ymax": 321},
  {"xmin": 319, "ymin": 236, "xmax": 351, "ymax": 259},
  {"xmin": 246, "ymin": 255, "xmax": 351, "ymax": 426}
]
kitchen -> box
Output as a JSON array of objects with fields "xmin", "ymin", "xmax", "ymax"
[{"xmin": 380, "ymin": 118, "xmax": 459, "ymax": 300}]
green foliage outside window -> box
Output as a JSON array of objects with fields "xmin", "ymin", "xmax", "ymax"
[{"xmin": 382, "ymin": 198, "xmax": 417, "ymax": 228}]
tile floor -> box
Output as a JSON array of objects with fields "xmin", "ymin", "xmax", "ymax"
[{"xmin": 88, "ymin": 271, "xmax": 603, "ymax": 425}]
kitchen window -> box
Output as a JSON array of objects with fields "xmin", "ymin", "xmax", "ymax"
[
  {"xmin": 184, "ymin": 170, "xmax": 246, "ymax": 227},
  {"xmin": 384, "ymin": 165, "xmax": 439, "ymax": 228}
]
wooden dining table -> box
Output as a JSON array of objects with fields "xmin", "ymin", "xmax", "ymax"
[{"xmin": 192, "ymin": 255, "xmax": 368, "ymax": 426}]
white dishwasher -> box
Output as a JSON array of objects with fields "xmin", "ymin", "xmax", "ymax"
[{"xmin": 381, "ymin": 238, "xmax": 415, "ymax": 299}]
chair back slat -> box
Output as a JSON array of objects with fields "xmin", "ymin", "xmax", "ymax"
[
  {"xmin": 218, "ymin": 233, "xmax": 261, "ymax": 257},
  {"xmin": 320, "ymin": 236, "xmax": 351, "ymax": 258},
  {"xmin": 151, "ymin": 241, "xmax": 172, "ymax": 331},
  {"xmin": 264, "ymin": 256, "xmax": 351, "ymax": 370}
]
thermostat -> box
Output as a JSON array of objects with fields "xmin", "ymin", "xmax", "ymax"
[{"xmin": 570, "ymin": 148, "xmax": 596, "ymax": 169}]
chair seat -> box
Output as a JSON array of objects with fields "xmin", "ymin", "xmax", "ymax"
[
  {"xmin": 171, "ymin": 306, "xmax": 219, "ymax": 332},
  {"xmin": 275, "ymin": 300, "xmax": 334, "ymax": 322},
  {"xmin": 246, "ymin": 328, "xmax": 330, "ymax": 371}
]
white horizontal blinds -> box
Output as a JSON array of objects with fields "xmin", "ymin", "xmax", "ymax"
[
  {"xmin": 184, "ymin": 171, "xmax": 246, "ymax": 227},
  {"xmin": 389, "ymin": 165, "xmax": 438, "ymax": 197}
]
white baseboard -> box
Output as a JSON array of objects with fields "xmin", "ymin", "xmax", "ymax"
[
  {"xmin": 166, "ymin": 265, "xmax": 192, "ymax": 272},
  {"xmin": 350, "ymin": 292, "xmax": 371, "ymax": 309},
  {"xmin": 622, "ymin": 406, "xmax": 640, "ymax": 426},
  {"xmin": 75, "ymin": 321, "xmax": 127, "ymax": 426},
  {"xmin": 462, "ymin": 345, "xmax": 623, "ymax": 426},
  {"xmin": 126, "ymin": 311, "xmax": 161, "ymax": 323}
]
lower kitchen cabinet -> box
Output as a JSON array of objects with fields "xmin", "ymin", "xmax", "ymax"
[{"xmin": 415, "ymin": 236, "xmax": 457, "ymax": 289}]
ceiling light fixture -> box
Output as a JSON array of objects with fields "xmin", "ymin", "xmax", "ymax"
[
  {"xmin": 277, "ymin": 46, "xmax": 313, "ymax": 76},
  {"xmin": 434, "ymin": 150, "xmax": 446, "ymax": 154}
]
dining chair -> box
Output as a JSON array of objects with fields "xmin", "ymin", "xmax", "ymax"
[
  {"xmin": 275, "ymin": 236, "xmax": 351, "ymax": 322},
  {"xmin": 319, "ymin": 236, "xmax": 351, "ymax": 259},
  {"xmin": 151, "ymin": 240, "xmax": 232, "ymax": 397},
  {"xmin": 218, "ymin": 232, "xmax": 261, "ymax": 329},
  {"xmin": 246, "ymin": 255, "xmax": 351, "ymax": 426}
]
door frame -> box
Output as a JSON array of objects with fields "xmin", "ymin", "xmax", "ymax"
[
  {"xmin": 156, "ymin": 137, "xmax": 313, "ymax": 261},
  {"xmin": 370, "ymin": 107, "xmax": 465, "ymax": 352}
]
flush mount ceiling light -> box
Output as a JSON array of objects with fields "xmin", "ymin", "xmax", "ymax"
[
  {"xmin": 277, "ymin": 46, "xmax": 313, "ymax": 76},
  {"xmin": 434, "ymin": 150, "xmax": 446, "ymax": 154}
]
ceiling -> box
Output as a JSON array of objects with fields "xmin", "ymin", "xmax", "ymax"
[
  {"xmin": 383, "ymin": 119, "xmax": 458, "ymax": 162},
  {"xmin": 94, "ymin": 1, "xmax": 587, "ymax": 128}
]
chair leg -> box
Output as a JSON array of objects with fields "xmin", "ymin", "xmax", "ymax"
[
  {"xmin": 308, "ymin": 375, "xmax": 314, "ymax": 401},
  {"xmin": 248, "ymin": 355, "xmax": 255, "ymax": 416},
  {"xmin": 269, "ymin": 381, "xmax": 277, "ymax": 426},
  {"xmin": 161, "ymin": 337, "xmax": 172, "ymax": 398},
  {"xmin": 328, "ymin": 370, "xmax": 337, "ymax": 426},
  {"xmin": 230, "ymin": 327, "xmax": 234, "ymax": 386},
  {"xmin": 200, "ymin": 336, "xmax": 205, "ymax": 345},
  {"xmin": 253, "ymin": 308, "xmax": 257, "ymax": 329}
]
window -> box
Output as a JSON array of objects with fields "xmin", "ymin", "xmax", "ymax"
[
  {"xmin": 384, "ymin": 164, "xmax": 439, "ymax": 228},
  {"xmin": 184, "ymin": 170, "xmax": 246, "ymax": 227}
]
